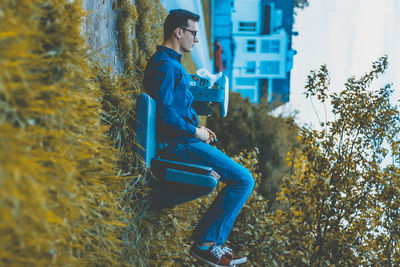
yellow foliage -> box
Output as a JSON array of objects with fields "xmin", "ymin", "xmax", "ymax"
[{"xmin": 0, "ymin": 0, "xmax": 132, "ymax": 265}]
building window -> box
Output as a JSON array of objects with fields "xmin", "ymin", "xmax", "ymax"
[
  {"xmin": 260, "ymin": 61, "xmax": 279, "ymax": 74},
  {"xmin": 239, "ymin": 22, "xmax": 256, "ymax": 32},
  {"xmin": 261, "ymin": 40, "xmax": 280, "ymax": 53},
  {"xmin": 245, "ymin": 61, "xmax": 256, "ymax": 74},
  {"xmin": 246, "ymin": 40, "xmax": 256, "ymax": 52}
]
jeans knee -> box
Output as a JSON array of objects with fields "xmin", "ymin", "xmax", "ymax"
[
  {"xmin": 246, "ymin": 172, "xmax": 255, "ymax": 191},
  {"xmin": 238, "ymin": 169, "xmax": 255, "ymax": 192}
]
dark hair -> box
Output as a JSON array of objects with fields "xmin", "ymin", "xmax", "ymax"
[{"xmin": 164, "ymin": 9, "xmax": 200, "ymax": 41}]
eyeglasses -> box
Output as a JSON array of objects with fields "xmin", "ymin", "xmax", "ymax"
[{"xmin": 179, "ymin": 27, "xmax": 198, "ymax": 39}]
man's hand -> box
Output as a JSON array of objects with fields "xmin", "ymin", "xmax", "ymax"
[
  {"xmin": 195, "ymin": 126, "xmax": 217, "ymax": 144},
  {"xmin": 195, "ymin": 127, "xmax": 210, "ymax": 143},
  {"xmin": 202, "ymin": 126, "xmax": 217, "ymax": 141}
]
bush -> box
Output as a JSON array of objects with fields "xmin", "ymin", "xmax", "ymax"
[{"xmin": 264, "ymin": 57, "xmax": 400, "ymax": 265}]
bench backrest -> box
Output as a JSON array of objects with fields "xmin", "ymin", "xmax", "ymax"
[{"xmin": 136, "ymin": 93, "xmax": 157, "ymax": 168}]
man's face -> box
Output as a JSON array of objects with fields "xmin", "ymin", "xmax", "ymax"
[{"xmin": 178, "ymin": 19, "xmax": 199, "ymax": 53}]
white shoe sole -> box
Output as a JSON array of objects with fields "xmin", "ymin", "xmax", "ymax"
[
  {"xmin": 232, "ymin": 257, "xmax": 247, "ymax": 265},
  {"xmin": 190, "ymin": 250, "xmax": 235, "ymax": 267}
]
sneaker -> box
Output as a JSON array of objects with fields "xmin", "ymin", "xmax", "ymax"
[
  {"xmin": 190, "ymin": 244, "xmax": 235, "ymax": 266},
  {"xmin": 220, "ymin": 246, "xmax": 247, "ymax": 265}
]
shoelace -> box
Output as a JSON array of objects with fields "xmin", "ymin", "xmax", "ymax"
[
  {"xmin": 210, "ymin": 245, "xmax": 225, "ymax": 259},
  {"xmin": 220, "ymin": 246, "xmax": 233, "ymax": 255}
]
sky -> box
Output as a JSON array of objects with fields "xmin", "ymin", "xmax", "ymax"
[{"xmin": 284, "ymin": 0, "xmax": 400, "ymax": 128}]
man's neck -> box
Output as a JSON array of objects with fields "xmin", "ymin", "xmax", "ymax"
[{"xmin": 162, "ymin": 40, "xmax": 182, "ymax": 54}]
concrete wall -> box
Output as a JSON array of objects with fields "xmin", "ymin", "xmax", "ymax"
[
  {"xmin": 81, "ymin": 0, "xmax": 126, "ymax": 75},
  {"xmin": 81, "ymin": 0, "xmax": 210, "ymax": 74}
]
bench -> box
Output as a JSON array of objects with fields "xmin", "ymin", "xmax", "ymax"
[{"xmin": 136, "ymin": 94, "xmax": 219, "ymax": 199}]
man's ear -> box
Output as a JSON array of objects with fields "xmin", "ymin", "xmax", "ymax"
[{"xmin": 174, "ymin": 27, "xmax": 182, "ymax": 39}]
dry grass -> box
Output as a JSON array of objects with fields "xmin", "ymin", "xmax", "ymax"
[{"xmin": 0, "ymin": 0, "xmax": 129, "ymax": 265}]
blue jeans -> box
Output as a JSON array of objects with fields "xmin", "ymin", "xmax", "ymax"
[{"xmin": 153, "ymin": 139, "xmax": 254, "ymax": 245}]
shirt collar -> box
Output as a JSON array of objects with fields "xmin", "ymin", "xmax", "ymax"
[{"xmin": 157, "ymin": 45, "xmax": 183, "ymax": 61}]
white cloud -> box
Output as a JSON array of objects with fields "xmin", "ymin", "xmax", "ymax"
[{"xmin": 286, "ymin": 0, "xmax": 400, "ymax": 128}]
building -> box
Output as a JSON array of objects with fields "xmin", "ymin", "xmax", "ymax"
[{"xmin": 214, "ymin": 0, "xmax": 296, "ymax": 104}]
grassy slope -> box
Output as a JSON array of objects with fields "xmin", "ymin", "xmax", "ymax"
[{"xmin": 0, "ymin": 0, "xmax": 128, "ymax": 265}]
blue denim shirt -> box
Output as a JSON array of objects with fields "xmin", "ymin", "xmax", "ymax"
[{"xmin": 144, "ymin": 45, "xmax": 199, "ymax": 145}]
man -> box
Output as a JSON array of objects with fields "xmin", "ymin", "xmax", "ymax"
[{"xmin": 143, "ymin": 9, "xmax": 254, "ymax": 267}]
